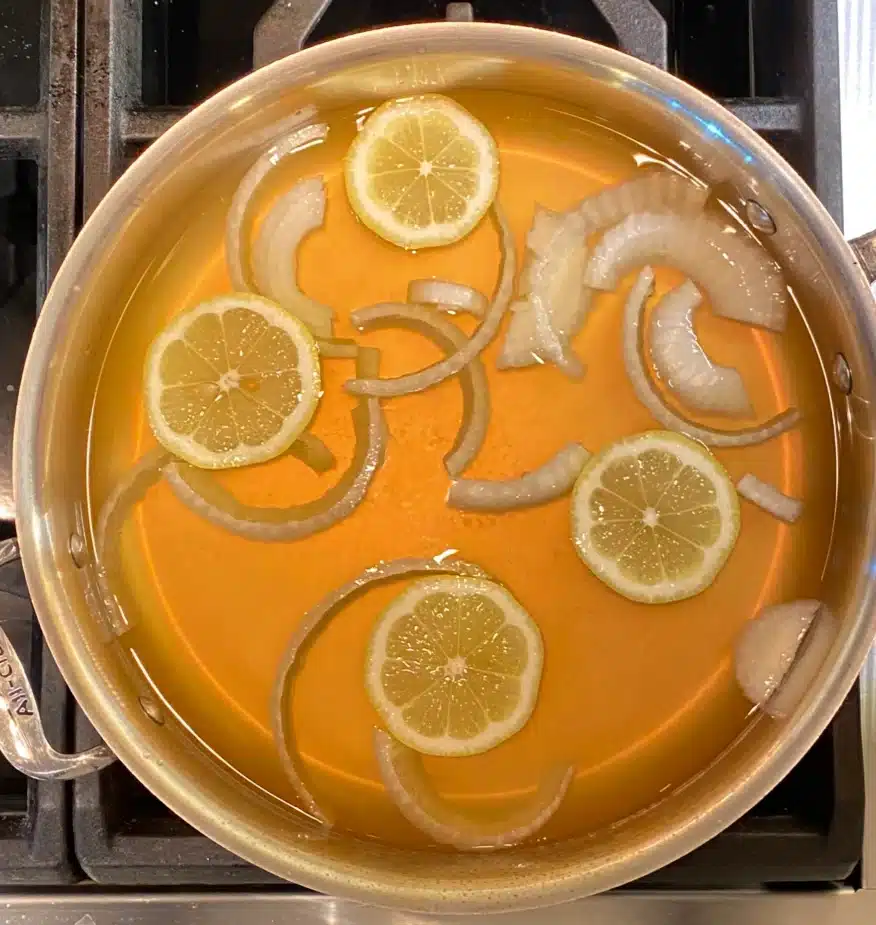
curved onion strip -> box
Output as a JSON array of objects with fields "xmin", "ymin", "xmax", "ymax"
[
  {"xmin": 498, "ymin": 207, "xmax": 589, "ymax": 375},
  {"xmin": 407, "ymin": 279, "xmax": 488, "ymax": 317},
  {"xmin": 163, "ymin": 350, "xmax": 385, "ymax": 542},
  {"xmin": 448, "ymin": 443, "xmax": 590, "ymax": 511},
  {"xmin": 317, "ymin": 337, "xmax": 360, "ymax": 360},
  {"xmin": 576, "ymin": 170, "xmax": 709, "ymax": 229},
  {"xmin": 735, "ymin": 600, "xmax": 836, "ymax": 718},
  {"xmin": 623, "ymin": 267, "xmax": 800, "ymax": 447},
  {"xmin": 586, "ymin": 212, "xmax": 789, "ymax": 332},
  {"xmin": 349, "ymin": 302, "xmax": 489, "ymax": 476},
  {"xmin": 374, "ymin": 729, "xmax": 573, "ymax": 849},
  {"xmin": 272, "ymin": 557, "xmax": 490, "ymax": 822},
  {"xmin": 736, "ymin": 474, "xmax": 802, "ymax": 523},
  {"xmin": 95, "ymin": 447, "xmax": 171, "ymax": 636},
  {"xmin": 650, "ymin": 280, "xmax": 752, "ymax": 415},
  {"xmin": 226, "ymin": 121, "xmax": 329, "ymax": 293},
  {"xmin": 250, "ymin": 177, "xmax": 334, "ymax": 337},
  {"xmin": 345, "ymin": 206, "xmax": 516, "ymax": 397},
  {"xmin": 289, "ymin": 433, "xmax": 336, "ymax": 473}
]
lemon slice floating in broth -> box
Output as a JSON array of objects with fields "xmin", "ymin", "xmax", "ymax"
[
  {"xmin": 145, "ymin": 293, "xmax": 320, "ymax": 469},
  {"xmin": 345, "ymin": 94, "xmax": 499, "ymax": 249},
  {"xmin": 571, "ymin": 431, "xmax": 740, "ymax": 603},
  {"xmin": 366, "ymin": 576, "xmax": 542, "ymax": 757}
]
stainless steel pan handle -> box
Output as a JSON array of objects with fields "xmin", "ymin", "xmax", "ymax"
[{"xmin": 0, "ymin": 539, "xmax": 114, "ymax": 779}]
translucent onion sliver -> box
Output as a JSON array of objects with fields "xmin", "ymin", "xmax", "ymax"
[
  {"xmin": 407, "ymin": 279, "xmax": 487, "ymax": 317},
  {"xmin": 623, "ymin": 266, "xmax": 801, "ymax": 447},
  {"xmin": 736, "ymin": 473, "xmax": 803, "ymax": 523},
  {"xmin": 250, "ymin": 176, "xmax": 334, "ymax": 337},
  {"xmin": 448, "ymin": 443, "xmax": 590, "ymax": 511},
  {"xmin": 349, "ymin": 302, "xmax": 490, "ymax": 477},
  {"xmin": 226, "ymin": 121, "xmax": 329, "ymax": 293},
  {"xmin": 576, "ymin": 170, "xmax": 709, "ymax": 229},
  {"xmin": 374, "ymin": 729, "xmax": 573, "ymax": 849},
  {"xmin": 344, "ymin": 206, "xmax": 516, "ymax": 398},
  {"xmin": 649, "ymin": 279, "xmax": 752, "ymax": 416},
  {"xmin": 586, "ymin": 212, "xmax": 790, "ymax": 332},
  {"xmin": 272, "ymin": 557, "xmax": 490, "ymax": 822}
]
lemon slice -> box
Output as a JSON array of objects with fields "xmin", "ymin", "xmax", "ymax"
[
  {"xmin": 344, "ymin": 94, "xmax": 499, "ymax": 249},
  {"xmin": 571, "ymin": 431, "xmax": 740, "ymax": 603},
  {"xmin": 145, "ymin": 293, "xmax": 320, "ymax": 469},
  {"xmin": 366, "ymin": 576, "xmax": 542, "ymax": 756}
]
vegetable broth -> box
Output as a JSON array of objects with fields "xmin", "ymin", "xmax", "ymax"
[{"xmin": 88, "ymin": 89, "xmax": 836, "ymax": 845}]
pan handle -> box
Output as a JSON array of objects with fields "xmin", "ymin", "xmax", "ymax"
[
  {"xmin": 850, "ymin": 231, "xmax": 876, "ymax": 283},
  {"xmin": 0, "ymin": 539, "xmax": 114, "ymax": 780}
]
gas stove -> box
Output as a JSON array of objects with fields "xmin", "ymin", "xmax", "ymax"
[{"xmin": 0, "ymin": 1, "xmax": 874, "ymax": 921}]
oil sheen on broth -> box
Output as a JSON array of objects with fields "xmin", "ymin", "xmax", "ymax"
[{"xmin": 87, "ymin": 89, "xmax": 836, "ymax": 846}]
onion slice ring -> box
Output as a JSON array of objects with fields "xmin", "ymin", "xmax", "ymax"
[
  {"xmin": 374, "ymin": 729, "xmax": 573, "ymax": 849},
  {"xmin": 250, "ymin": 177, "xmax": 334, "ymax": 337},
  {"xmin": 407, "ymin": 279, "xmax": 487, "ymax": 317},
  {"xmin": 226, "ymin": 121, "xmax": 329, "ymax": 293},
  {"xmin": 344, "ymin": 206, "xmax": 516, "ymax": 397},
  {"xmin": 586, "ymin": 212, "xmax": 789, "ymax": 332},
  {"xmin": 736, "ymin": 474, "xmax": 802, "ymax": 523},
  {"xmin": 163, "ymin": 350, "xmax": 386, "ymax": 542},
  {"xmin": 317, "ymin": 337, "xmax": 360, "ymax": 360},
  {"xmin": 448, "ymin": 443, "xmax": 590, "ymax": 511},
  {"xmin": 623, "ymin": 267, "xmax": 800, "ymax": 447},
  {"xmin": 576, "ymin": 170, "xmax": 709, "ymax": 228},
  {"xmin": 735, "ymin": 600, "xmax": 836, "ymax": 718},
  {"xmin": 649, "ymin": 279, "xmax": 752, "ymax": 416},
  {"xmin": 94, "ymin": 447, "xmax": 171, "ymax": 637},
  {"xmin": 349, "ymin": 302, "xmax": 489, "ymax": 476},
  {"xmin": 272, "ymin": 557, "xmax": 490, "ymax": 822}
]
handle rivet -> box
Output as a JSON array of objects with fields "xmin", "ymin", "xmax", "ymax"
[
  {"xmin": 69, "ymin": 533, "xmax": 88, "ymax": 568},
  {"xmin": 833, "ymin": 353, "xmax": 853, "ymax": 395},
  {"xmin": 138, "ymin": 696, "xmax": 165, "ymax": 725},
  {"xmin": 745, "ymin": 200, "xmax": 777, "ymax": 235}
]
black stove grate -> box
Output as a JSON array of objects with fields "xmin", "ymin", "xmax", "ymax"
[{"xmin": 0, "ymin": 0, "xmax": 861, "ymax": 889}]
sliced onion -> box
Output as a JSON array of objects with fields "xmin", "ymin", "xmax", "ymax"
[
  {"xmin": 576, "ymin": 170, "xmax": 709, "ymax": 229},
  {"xmin": 497, "ymin": 207, "xmax": 590, "ymax": 375},
  {"xmin": 374, "ymin": 729, "xmax": 573, "ymax": 850},
  {"xmin": 289, "ymin": 433, "xmax": 336, "ymax": 474},
  {"xmin": 735, "ymin": 600, "xmax": 836, "ymax": 718},
  {"xmin": 317, "ymin": 337, "xmax": 360, "ymax": 360},
  {"xmin": 345, "ymin": 206, "xmax": 516, "ymax": 398},
  {"xmin": 163, "ymin": 351, "xmax": 386, "ymax": 542},
  {"xmin": 349, "ymin": 302, "xmax": 489, "ymax": 477},
  {"xmin": 250, "ymin": 177, "xmax": 334, "ymax": 337},
  {"xmin": 736, "ymin": 474, "xmax": 802, "ymax": 523},
  {"xmin": 272, "ymin": 557, "xmax": 490, "ymax": 822},
  {"xmin": 649, "ymin": 280, "xmax": 752, "ymax": 415},
  {"xmin": 448, "ymin": 443, "xmax": 590, "ymax": 511},
  {"xmin": 623, "ymin": 267, "xmax": 801, "ymax": 447},
  {"xmin": 407, "ymin": 279, "xmax": 488, "ymax": 317},
  {"xmin": 94, "ymin": 447, "xmax": 171, "ymax": 636},
  {"xmin": 226, "ymin": 121, "xmax": 329, "ymax": 294},
  {"xmin": 586, "ymin": 212, "xmax": 789, "ymax": 332}
]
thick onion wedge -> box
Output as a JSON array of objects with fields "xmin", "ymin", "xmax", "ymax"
[
  {"xmin": 498, "ymin": 207, "xmax": 590, "ymax": 375},
  {"xmin": 272, "ymin": 557, "xmax": 490, "ymax": 822},
  {"xmin": 250, "ymin": 177, "xmax": 334, "ymax": 337},
  {"xmin": 163, "ymin": 350, "xmax": 386, "ymax": 542},
  {"xmin": 95, "ymin": 447, "xmax": 171, "ymax": 637},
  {"xmin": 374, "ymin": 729, "xmax": 573, "ymax": 849},
  {"xmin": 576, "ymin": 170, "xmax": 709, "ymax": 229},
  {"xmin": 349, "ymin": 302, "xmax": 489, "ymax": 477},
  {"xmin": 586, "ymin": 212, "xmax": 790, "ymax": 332},
  {"xmin": 650, "ymin": 280, "xmax": 752, "ymax": 415},
  {"xmin": 344, "ymin": 206, "xmax": 515, "ymax": 397},
  {"xmin": 623, "ymin": 267, "xmax": 801, "ymax": 447},
  {"xmin": 407, "ymin": 279, "xmax": 487, "ymax": 317},
  {"xmin": 226, "ymin": 121, "xmax": 329, "ymax": 293},
  {"xmin": 735, "ymin": 600, "xmax": 836, "ymax": 718},
  {"xmin": 448, "ymin": 443, "xmax": 590, "ymax": 511},
  {"xmin": 736, "ymin": 474, "xmax": 802, "ymax": 523}
]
